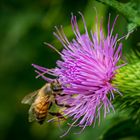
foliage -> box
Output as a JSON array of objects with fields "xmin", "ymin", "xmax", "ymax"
[{"xmin": 96, "ymin": 0, "xmax": 140, "ymax": 33}]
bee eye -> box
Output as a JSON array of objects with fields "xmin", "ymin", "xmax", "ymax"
[
  {"xmin": 52, "ymin": 86, "xmax": 58, "ymax": 91},
  {"xmin": 52, "ymin": 85, "xmax": 62, "ymax": 91}
]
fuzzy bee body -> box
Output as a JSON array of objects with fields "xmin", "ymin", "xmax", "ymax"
[
  {"xmin": 33, "ymin": 95, "xmax": 51, "ymax": 124},
  {"xmin": 22, "ymin": 80, "xmax": 65, "ymax": 124}
]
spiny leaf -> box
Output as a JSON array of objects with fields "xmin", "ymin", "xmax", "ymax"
[
  {"xmin": 113, "ymin": 61, "xmax": 140, "ymax": 125},
  {"xmin": 96, "ymin": 0, "xmax": 140, "ymax": 33}
]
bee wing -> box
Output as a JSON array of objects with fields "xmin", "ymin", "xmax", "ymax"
[
  {"xmin": 21, "ymin": 90, "xmax": 39, "ymax": 105},
  {"xmin": 28, "ymin": 104, "xmax": 36, "ymax": 122}
]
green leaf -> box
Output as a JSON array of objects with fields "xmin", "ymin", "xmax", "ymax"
[{"xmin": 96, "ymin": 0, "xmax": 140, "ymax": 33}]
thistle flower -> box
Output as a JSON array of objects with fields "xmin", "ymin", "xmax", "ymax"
[{"xmin": 32, "ymin": 13, "xmax": 125, "ymax": 134}]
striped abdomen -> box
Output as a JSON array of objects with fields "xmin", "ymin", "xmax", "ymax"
[{"xmin": 34, "ymin": 96, "xmax": 50, "ymax": 124}]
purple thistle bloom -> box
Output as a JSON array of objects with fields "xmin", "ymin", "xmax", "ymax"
[{"xmin": 32, "ymin": 13, "xmax": 125, "ymax": 134}]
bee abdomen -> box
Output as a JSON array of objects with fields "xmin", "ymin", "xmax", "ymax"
[{"xmin": 34, "ymin": 101, "xmax": 49, "ymax": 124}]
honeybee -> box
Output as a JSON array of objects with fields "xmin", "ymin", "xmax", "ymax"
[{"xmin": 21, "ymin": 80, "xmax": 66, "ymax": 124}]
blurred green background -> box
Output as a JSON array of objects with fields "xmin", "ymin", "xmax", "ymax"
[{"xmin": 0, "ymin": 0, "xmax": 140, "ymax": 140}]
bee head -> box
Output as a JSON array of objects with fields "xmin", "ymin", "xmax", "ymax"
[{"xmin": 51, "ymin": 80, "xmax": 63, "ymax": 92}]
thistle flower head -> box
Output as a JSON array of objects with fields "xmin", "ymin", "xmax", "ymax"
[{"xmin": 32, "ymin": 13, "xmax": 125, "ymax": 133}]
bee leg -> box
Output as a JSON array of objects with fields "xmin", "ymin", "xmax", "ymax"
[
  {"xmin": 48, "ymin": 111, "xmax": 65, "ymax": 131},
  {"xmin": 55, "ymin": 99, "xmax": 71, "ymax": 108},
  {"xmin": 57, "ymin": 93, "xmax": 68, "ymax": 96},
  {"xmin": 48, "ymin": 102, "xmax": 52, "ymax": 109},
  {"xmin": 49, "ymin": 112, "xmax": 66, "ymax": 120}
]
